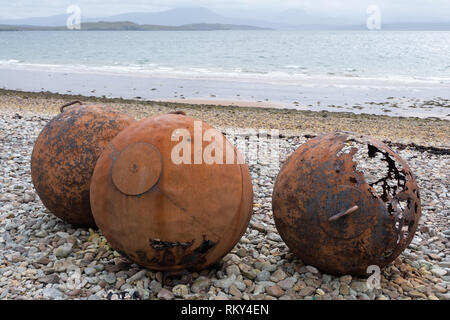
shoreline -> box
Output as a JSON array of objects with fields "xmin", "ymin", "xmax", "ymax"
[
  {"xmin": 158, "ymin": 98, "xmax": 285, "ymax": 109},
  {"xmin": 0, "ymin": 88, "xmax": 449, "ymax": 149},
  {"xmin": 0, "ymin": 68, "xmax": 449, "ymax": 120}
]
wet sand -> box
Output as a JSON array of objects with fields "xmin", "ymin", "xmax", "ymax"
[{"xmin": 0, "ymin": 68, "xmax": 449, "ymax": 119}]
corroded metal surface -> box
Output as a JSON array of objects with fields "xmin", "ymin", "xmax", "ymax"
[
  {"xmin": 31, "ymin": 103, "xmax": 136, "ymax": 227},
  {"xmin": 272, "ymin": 132, "xmax": 421, "ymax": 276},
  {"xmin": 90, "ymin": 113, "xmax": 254, "ymax": 271}
]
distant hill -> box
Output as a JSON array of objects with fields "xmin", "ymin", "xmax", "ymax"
[
  {"xmin": 0, "ymin": 8, "xmax": 274, "ymax": 28},
  {"xmin": 88, "ymin": 8, "xmax": 238, "ymax": 26},
  {"xmin": 0, "ymin": 21, "xmax": 271, "ymax": 31},
  {"xmin": 1, "ymin": 7, "xmax": 449, "ymax": 31}
]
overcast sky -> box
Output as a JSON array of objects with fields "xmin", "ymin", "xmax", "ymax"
[{"xmin": 1, "ymin": 0, "xmax": 449, "ymax": 23}]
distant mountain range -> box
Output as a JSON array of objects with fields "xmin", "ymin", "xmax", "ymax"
[
  {"xmin": 0, "ymin": 21, "xmax": 271, "ymax": 31},
  {"xmin": 0, "ymin": 8, "xmax": 276, "ymax": 28},
  {"xmin": 1, "ymin": 7, "xmax": 449, "ymax": 31}
]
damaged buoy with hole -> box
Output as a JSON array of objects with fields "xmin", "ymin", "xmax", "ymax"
[
  {"xmin": 31, "ymin": 101, "xmax": 136, "ymax": 227},
  {"xmin": 90, "ymin": 113, "xmax": 253, "ymax": 271},
  {"xmin": 272, "ymin": 132, "xmax": 421, "ymax": 276}
]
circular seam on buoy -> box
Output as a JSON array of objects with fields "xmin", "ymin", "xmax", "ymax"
[{"xmin": 112, "ymin": 142, "xmax": 162, "ymax": 196}]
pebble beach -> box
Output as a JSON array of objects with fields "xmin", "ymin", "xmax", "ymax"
[{"xmin": 0, "ymin": 89, "xmax": 449, "ymax": 300}]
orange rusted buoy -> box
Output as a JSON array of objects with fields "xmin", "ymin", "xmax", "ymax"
[
  {"xmin": 272, "ymin": 132, "xmax": 421, "ymax": 276},
  {"xmin": 90, "ymin": 113, "xmax": 253, "ymax": 271},
  {"xmin": 31, "ymin": 101, "xmax": 136, "ymax": 227}
]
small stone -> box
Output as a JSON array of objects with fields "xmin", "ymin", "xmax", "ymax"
[
  {"xmin": 256, "ymin": 270, "xmax": 271, "ymax": 281},
  {"xmin": 305, "ymin": 266, "xmax": 319, "ymax": 274},
  {"xmin": 213, "ymin": 274, "xmax": 236, "ymax": 289},
  {"xmin": 42, "ymin": 287, "xmax": 64, "ymax": 300},
  {"xmin": 54, "ymin": 243, "xmax": 73, "ymax": 258},
  {"xmin": 267, "ymin": 233, "xmax": 282, "ymax": 242},
  {"xmin": 51, "ymin": 260, "xmax": 68, "ymax": 272},
  {"xmin": 157, "ymin": 288, "xmax": 174, "ymax": 300},
  {"xmin": 252, "ymin": 223, "xmax": 265, "ymax": 233},
  {"xmin": 172, "ymin": 284, "xmax": 189, "ymax": 298},
  {"xmin": 261, "ymin": 263, "xmax": 277, "ymax": 272},
  {"xmin": 56, "ymin": 232, "xmax": 69, "ymax": 239},
  {"xmin": 428, "ymin": 253, "xmax": 442, "ymax": 261},
  {"xmin": 340, "ymin": 275, "xmax": 352, "ymax": 284},
  {"xmin": 236, "ymin": 248, "xmax": 247, "ymax": 257},
  {"xmin": 278, "ymin": 277, "xmax": 296, "ymax": 290},
  {"xmin": 239, "ymin": 263, "xmax": 256, "ymax": 280},
  {"xmin": 223, "ymin": 253, "xmax": 240, "ymax": 263},
  {"xmin": 419, "ymin": 226, "xmax": 430, "ymax": 234},
  {"xmin": 66, "ymin": 289, "xmax": 81, "ymax": 296},
  {"xmin": 358, "ymin": 293, "xmax": 371, "ymax": 300},
  {"xmin": 299, "ymin": 286, "xmax": 315, "ymax": 297},
  {"xmin": 340, "ymin": 283, "xmax": 350, "ymax": 295},
  {"xmin": 39, "ymin": 274, "xmax": 60, "ymax": 284},
  {"xmin": 98, "ymin": 279, "xmax": 107, "ymax": 288},
  {"xmin": 270, "ymin": 269, "xmax": 287, "ymax": 282},
  {"xmin": 253, "ymin": 284, "xmax": 265, "ymax": 295},
  {"xmin": 104, "ymin": 273, "xmax": 116, "ymax": 285},
  {"xmin": 430, "ymin": 268, "xmax": 447, "ymax": 277},
  {"xmin": 22, "ymin": 193, "xmax": 34, "ymax": 203},
  {"xmin": 433, "ymin": 284, "xmax": 447, "ymax": 293},
  {"xmin": 409, "ymin": 290, "xmax": 426, "ymax": 299},
  {"xmin": 350, "ymin": 280, "xmax": 369, "ymax": 293},
  {"xmin": 233, "ymin": 280, "xmax": 246, "ymax": 291},
  {"xmin": 418, "ymin": 259, "xmax": 433, "ymax": 270},
  {"xmin": 266, "ymin": 285, "xmax": 284, "ymax": 298},
  {"xmin": 35, "ymin": 230, "xmax": 48, "ymax": 238},
  {"xmin": 226, "ymin": 265, "xmax": 241, "ymax": 276},
  {"xmin": 229, "ymin": 284, "xmax": 242, "ymax": 298},
  {"xmin": 36, "ymin": 256, "xmax": 50, "ymax": 265},
  {"xmin": 115, "ymin": 278, "xmax": 126, "ymax": 290},
  {"xmin": 243, "ymin": 270, "xmax": 257, "ymax": 280},
  {"xmin": 191, "ymin": 278, "xmax": 211, "ymax": 293},
  {"xmin": 129, "ymin": 269, "xmax": 146, "ymax": 282},
  {"xmin": 84, "ymin": 267, "xmax": 96, "ymax": 276},
  {"xmin": 149, "ymin": 280, "xmax": 162, "ymax": 294},
  {"xmin": 385, "ymin": 290, "xmax": 399, "ymax": 299},
  {"xmin": 5, "ymin": 222, "xmax": 17, "ymax": 231}
]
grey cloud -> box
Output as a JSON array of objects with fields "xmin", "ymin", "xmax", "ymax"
[{"xmin": 0, "ymin": 0, "xmax": 449, "ymax": 22}]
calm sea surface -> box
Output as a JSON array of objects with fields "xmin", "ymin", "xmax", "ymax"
[{"xmin": 0, "ymin": 30, "xmax": 449, "ymax": 83}]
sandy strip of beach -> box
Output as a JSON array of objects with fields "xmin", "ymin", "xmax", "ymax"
[{"xmin": 0, "ymin": 89, "xmax": 449, "ymax": 149}]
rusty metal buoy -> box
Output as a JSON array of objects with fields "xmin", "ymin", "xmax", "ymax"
[
  {"xmin": 272, "ymin": 132, "xmax": 421, "ymax": 276},
  {"xmin": 31, "ymin": 101, "xmax": 136, "ymax": 227},
  {"xmin": 90, "ymin": 113, "xmax": 253, "ymax": 271}
]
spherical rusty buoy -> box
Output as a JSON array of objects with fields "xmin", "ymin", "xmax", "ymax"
[
  {"xmin": 90, "ymin": 113, "xmax": 253, "ymax": 271},
  {"xmin": 272, "ymin": 132, "xmax": 421, "ymax": 276},
  {"xmin": 31, "ymin": 101, "xmax": 136, "ymax": 227}
]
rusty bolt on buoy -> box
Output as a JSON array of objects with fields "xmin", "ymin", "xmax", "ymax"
[
  {"xmin": 272, "ymin": 132, "xmax": 421, "ymax": 276},
  {"xmin": 31, "ymin": 101, "xmax": 136, "ymax": 227},
  {"xmin": 90, "ymin": 113, "xmax": 254, "ymax": 271}
]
